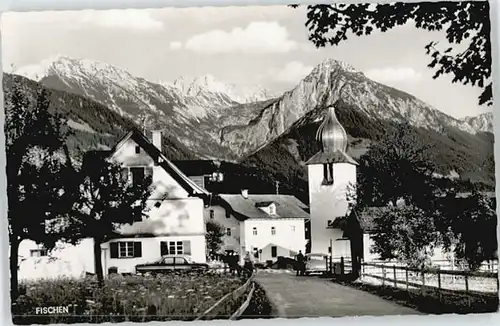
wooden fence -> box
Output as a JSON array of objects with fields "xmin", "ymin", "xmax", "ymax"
[
  {"xmin": 194, "ymin": 272, "xmax": 255, "ymax": 321},
  {"xmin": 360, "ymin": 262, "xmax": 499, "ymax": 296}
]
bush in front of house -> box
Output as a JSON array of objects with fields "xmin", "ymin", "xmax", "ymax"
[{"xmin": 12, "ymin": 271, "xmax": 247, "ymax": 324}]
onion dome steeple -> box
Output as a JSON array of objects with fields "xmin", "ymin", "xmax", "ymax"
[{"xmin": 316, "ymin": 105, "xmax": 348, "ymax": 153}]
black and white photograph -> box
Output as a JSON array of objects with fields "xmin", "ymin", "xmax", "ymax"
[{"xmin": 1, "ymin": 1, "xmax": 498, "ymax": 323}]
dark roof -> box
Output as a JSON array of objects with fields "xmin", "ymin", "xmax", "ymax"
[
  {"xmin": 93, "ymin": 128, "xmax": 209, "ymax": 197},
  {"xmin": 305, "ymin": 150, "xmax": 358, "ymax": 165},
  {"xmin": 171, "ymin": 160, "xmax": 221, "ymax": 176},
  {"xmin": 327, "ymin": 207, "xmax": 381, "ymax": 234},
  {"xmin": 219, "ymin": 194, "xmax": 309, "ymax": 220}
]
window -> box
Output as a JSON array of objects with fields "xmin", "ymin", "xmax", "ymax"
[
  {"xmin": 110, "ymin": 241, "xmax": 142, "ymax": 259},
  {"xmin": 210, "ymin": 210, "xmax": 214, "ymax": 219},
  {"xmin": 162, "ymin": 257, "xmax": 174, "ymax": 265},
  {"xmin": 226, "ymin": 228, "xmax": 232, "ymax": 236},
  {"xmin": 322, "ymin": 163, "xmax": 334, "ymax": 185},
  {"xmin": 252, "ymin": 227, "xmax": 257, "ymax": 235},
  {"xmin": 160, "ymin": 240, "xmax": 191, "ymax": 256},
  {"xmin": 271, "ymin": 246, "xmax": 277, "ymax": 258},
  {"xmin": 129, "ymin": 167, "xmax": 153, "ymax": 185},
  {"xmin": 135, "ymin": 146, "xmax": 141, "ymax": 154},
  {"xmin": 291, "ymin": 226, "xmax": 296, "ymax": 232},
  {"xmin": 30, "ymin": 249, "xmax": 48, "ymax": 257},
  {"xmin": 271, "ymin": 226, "xmax": 276, "ymax": 235},
  {"xmin": 225, "ymin": 210, "xmax": 230, "ymax": 219},
  {"xmin": 174, "ymin": 257, "xmax": 187, "ymax": 265}
]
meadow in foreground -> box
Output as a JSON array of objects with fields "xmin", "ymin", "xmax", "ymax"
[{"xmin": 13, "ymin": 271, "xmax": 246, "ymax": 324}]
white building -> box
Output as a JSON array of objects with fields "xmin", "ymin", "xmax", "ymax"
[
  {"xmin": 213, "ymin": 192, "xmax": 309, "ymax": 264},
  {"xmin": 18, "ymin": 128, "xmax": 210, "ymax": 279},
  {"xmin": 305, "ymin": 105, "xmax": 358, "ymax": 259}
]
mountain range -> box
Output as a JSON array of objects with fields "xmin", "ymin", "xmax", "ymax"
[{"xmin": 5, "ymin": 55, "xmax": 495, "ymax": 202}]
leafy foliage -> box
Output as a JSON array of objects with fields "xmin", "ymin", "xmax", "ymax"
[
  {"xmin": 370, "ymin": 205, "xmax": 439, "ymax": 268},
  {"xmin": 69, "ymin": 159, "xmax": 153, "ymax": 285},
  {"xmin": 436, "ymin": 190, "xmax": 497, "ymax": 270},
  {"xmin": 355, "ymin": 122, "xmax": 438, "ymax": 210},
  {"xmin": 5, "ymin": 82, "xmax": 74, "ymax": 300},
  {"xmin": 291, "ymin": 1, "xmax": 492, "ymax": 106},
  {"xmin": 205, "ymin": 221, "xmax": 225, "ymax": 259}
]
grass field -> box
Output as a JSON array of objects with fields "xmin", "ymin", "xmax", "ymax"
[
  {"xmin": 333, "ymin": 278, "xmax": 499, "ymax": 314},
  {"xmin": 12, "ymin": 271, "xmax": 247, "ymax": 324}
]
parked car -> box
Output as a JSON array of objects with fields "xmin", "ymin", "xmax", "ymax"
[
  {"xmin": 135, "ymin": 255, "xmax": 209, "ymax": 274},
  {"xmin": 303, "ymin": 253, "xmax": 328, "ymax": 275}
]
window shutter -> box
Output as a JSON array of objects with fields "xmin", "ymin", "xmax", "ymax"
[
  {"xmin": 134, "ymin": 241, "xmax": 142, "ymax": 258},
  {"xmin": 110, "ymin": 242, "xmax": 118, "ymax": 258},
  {"xmin": 183, "ymin": 240, "xmax": 191, "ymax": 255},
  {"xmin": 160, "ymin": 242, "xmax": 168, "ymax": 256}
]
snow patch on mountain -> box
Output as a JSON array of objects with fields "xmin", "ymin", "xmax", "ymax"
[
  {"xmin": 461, "ymin": 112, "xmax": 493, "ymax": 133},
  {"xmin": 164, "ymin": 74, "xmax": 278, "ymax": 104}
]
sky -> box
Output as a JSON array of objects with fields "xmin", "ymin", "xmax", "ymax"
[{"xmin": 0, "ymin": 5, "xmax": 489, "ymax": 119}]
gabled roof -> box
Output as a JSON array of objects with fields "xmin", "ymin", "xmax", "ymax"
[
  {"xmin": 90, "ymin": 128, "xmax": 209, "ymax": 197},
  {"xmin": 305, "ymin": 150, "xmax": 358, "ymax": 165},
  {"xmin": 171, "ymin": 160, "xmax": 221, "ymax": 176},
  {"xmin": 219, "ymin": 194, "xmax": 309, "ymax": 220}
]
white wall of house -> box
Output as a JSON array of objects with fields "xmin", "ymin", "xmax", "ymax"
[
  {"xmin": 17, "ymin": 238, "xmax": 97, "ymax": 280},
  {"xmin": 110, "ymin": 137, "xmax": 189, "ymax": 200},
  {"xmin": 242, "ymin": 218, "xmax": 307, "ymax": 263},
  {"xmin": 106, "ymin": 134, "xmax": 207, "ymax": 264},
  {"xmin": 204, "ymin": 205, "xmax": 241, "ymax": 255},
  {"xmin": 101, "ymin": 235, "xmax": 206, "ymax": 275},
  {"xmin": 308, "ymin": 162, "xmax": 356, "ymax": 255}
]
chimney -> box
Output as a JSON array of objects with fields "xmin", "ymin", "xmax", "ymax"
[
  {"xmin": 241, "ymin": 189, "xmax": 248, "ymax": 199},
  {"xmin": 152, "ymin": 130, "xmax": 162, "ymax": 151}
]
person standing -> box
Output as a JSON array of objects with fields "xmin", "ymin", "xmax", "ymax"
[
  {"xmin": 243, "ymin": 251, "xmax": 254, "ymax": 277},
  {"xmin": 296, "ymin": 250, "xmax": 305, "ymax": 276}
]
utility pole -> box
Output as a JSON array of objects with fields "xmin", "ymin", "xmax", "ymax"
[{"xmin": 275, "ymin": 181, "xmax": 280, "ymax": 195}]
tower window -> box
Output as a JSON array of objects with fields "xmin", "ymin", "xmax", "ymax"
[
  {"xmin": 135, "ymin": 146, "xmax": 141, "ymax": 154},
  {"xmin": 322, "ymin": 163, "xmax": 334, "ymax": 185}
]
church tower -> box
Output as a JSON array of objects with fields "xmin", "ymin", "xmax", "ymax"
[{"xmin": 305, "ymin": 105, "xmax": 358, "ymax": 257}]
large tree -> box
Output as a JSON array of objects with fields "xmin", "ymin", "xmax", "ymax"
[
  {"xmin": 354, "ymin": 122, "xmax": 438, "ymax": 211},
  {"xmin": 291, "ymin": 1, "xmax": 492, "ymax": 107},
  {"xmin": 70, "ymin": 158, "xmax": 153, "ymax": 286},
  {"xmin": 436, "ymin": 189, "xmax": 497, "ymax": 270},
  {"xmin": 346, "ymin": 123, "xmax": 442, "ymax": 268},
  {"xmin": 5, "ymin": 83, "xmax": 74, "ymax": 300}
]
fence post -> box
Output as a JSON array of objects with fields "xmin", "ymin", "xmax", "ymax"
[
  {"xmin": 465, "ymin": 274, "xmax": 469, "ymax": 293},
  {"xmin": 437, "ymin": 267, "xmax": 442, "ymax": 290},
  {"xmin": 382, "ymin": 265, "xmax": 386, "ymax": 286},
  {"xmin": 341, "ymin": 256, "xmax": 345, "ymax": 275},
  {"xmin": 421, "ymin": 270, "xmax": 426, "ymax": 293},
  {"xmin": 405, "ymin": 267, "xmax": 409, "ymax": 291},
  {"xmin": 393, "ymin": 265, "xmax": 397, "ymax": 287}
]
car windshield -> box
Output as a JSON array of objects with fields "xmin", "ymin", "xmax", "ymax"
[{"xmin": 307, "ymin": 254, "xmax": 325, "ymax": 261}]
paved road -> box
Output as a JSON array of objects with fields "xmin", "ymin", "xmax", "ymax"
[{"xmin": 255, "ymin": 271, "xmax": 418, "ymax": 318}]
